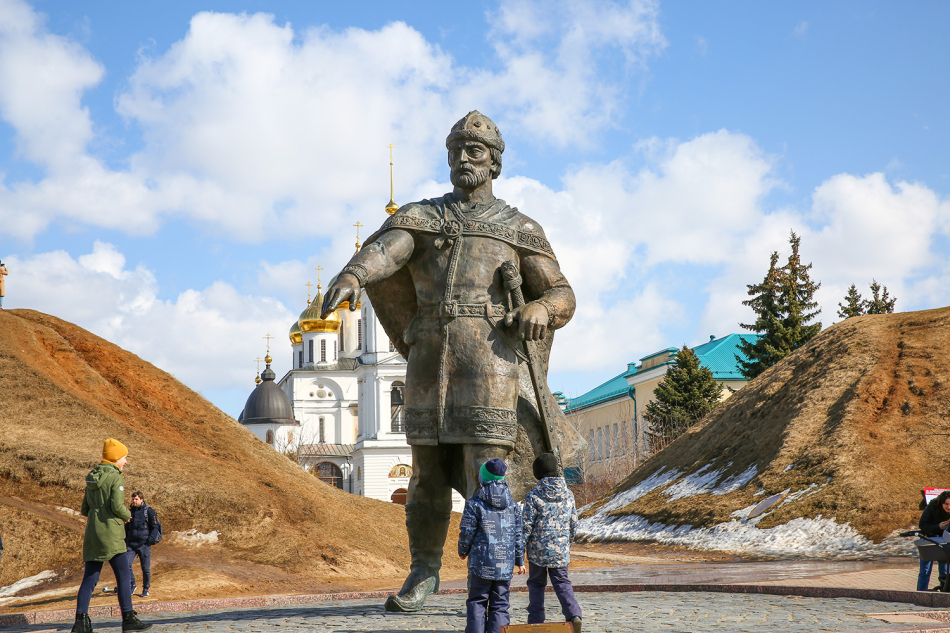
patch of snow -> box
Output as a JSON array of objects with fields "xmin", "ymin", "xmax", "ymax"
[
  {"xmin": 784, "ymin": 464, "xmax": 794, "ymax": 472},
  {"xmin": 597, "ymin": 467, "xmax": 681, "ymax": 514},
  {"xmin": 168, "ymin": 529, "xmax": 219, "ymax": 546},
  {"xmin": 663, "ymin": 464, "xmax": 723, "ymax": 501},
  {"xmin": 0, "ymin": 570, "xmax": 57, "ymax": 599},
  {"xmin": 780, "ymin": 484, "xmax": 821, "ymax": 507},
  {"xmin": 712, "ymin": 465, "xmax": 758, "ymax": 495},
  {"xmin": 57, "ymin": 506, "xmax": 81, "ymax": 517},
  {"xmin": 577, "ymin": 512, "xmax": 915, "ymax": 559}
]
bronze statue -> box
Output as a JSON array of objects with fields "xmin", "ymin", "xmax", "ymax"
[{"xmin": 322, "ymin": 111, "xmax": 575, "ymax": 612}]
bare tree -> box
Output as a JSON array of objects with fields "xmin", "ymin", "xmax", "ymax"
[{"xmin": 568, "ymin": 401, "xmax": 645, "ymax": 506}]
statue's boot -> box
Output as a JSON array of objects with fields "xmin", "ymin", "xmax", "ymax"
[{"xmin": 385, "ymin": 503, "xmax": 450, "ymax": 612}]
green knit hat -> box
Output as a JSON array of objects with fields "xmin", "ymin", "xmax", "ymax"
[{"xmin": 479, "ymin": 458, "xmax": 507, "ymax": 483}]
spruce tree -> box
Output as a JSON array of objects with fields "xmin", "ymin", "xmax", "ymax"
[
  {"xmin": 779, "ymin": 231, "xmax": 822, "ymax": 348},
  {"xmin": 737, "ymin": 251, "xmax": 786, "ymax": 379},
  {"xmin": 643, "ymin": 345, "xmax": 723, "ymax": 447},
  {"xmin": 737, "ymin": 231, "xmax": 822, "ymax": 380},
  {"xmin": 865, "ymin": 279, "xmax": 896, "ymax": 314},
  {"xmin": 837, "ymin": 284, "xmax": 865, "ymax": 318}
]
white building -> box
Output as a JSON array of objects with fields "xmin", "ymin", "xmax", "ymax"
[{"xmin": 240, "ymin": 281, "xmax": 464, "ymax": 511}]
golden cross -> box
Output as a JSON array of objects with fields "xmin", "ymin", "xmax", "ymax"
[
  {"xmin": 354, "ymin": 220, "xmax": 364, "ymax": 253},
  {"xmin": 388, "ymin": 143, "xmax": 394, "ymax": 164},
  {"xmin": 263, "ymin": 333, "xmax": 273, "ymax": 353},
  {"xmin": 305, "ymin": 281, "xmax": 313, "ymax": 303},
  {"xmin": 315, "ymin": 265, "xmax": 323, "ymax": 290},
  {"xmin": 254, "ymin": 356, "xmax": 262, "ymax": 372}
]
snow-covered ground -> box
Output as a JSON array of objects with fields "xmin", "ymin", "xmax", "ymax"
[
  {"xmin": 168, "ymin": 529, "xmax": 220, "ymax": 546},
  {"xmin": 0, "ymin": 570, "xmax": 57, "ymax": 606},
  {"xmin": 578, "ymin": 467, "xmax": 916, "ymax": 559}
]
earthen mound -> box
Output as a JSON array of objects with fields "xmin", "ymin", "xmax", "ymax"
[
  {"xmin": 582, "ymin": 307, "xmax": 950, "ymax": 550},
  {"xmin": 0, "ymin": 309, "xmax": 463, "ymax": 610}
]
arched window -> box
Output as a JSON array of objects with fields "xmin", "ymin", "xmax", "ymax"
[
  {"xmin": 298, "ymin": 350, "xmax": 303, "ymax": 368},
  {"xmin": 340, "ymin": 320, "xmax": 345, "ymax": 352},
  {"xmin": 320, "ymin": 339, "xmax": 326, "ymax": 362},
  {"xmin": 319, "ymin": 416, "xmax": 325, "ymax": 443},
  {"xmin": 334, "ymin": 340, "xmax": 338, "ymax": 360},
  {"xmin": 308, "ymin": 339, "xmax": 313, "ymax": 363},
  {"xmin": 390, "ymin": 381, "xmax": 406, "ymax": 432},
  {"xmin": 266, "ymin": 430, "xmax": 274, "ymax": 445},
  {"xmin": 391, "ymin": 488, "xmax": 408, "ymax": 505},
  {"xmin": 313, "ymin": 462, "xmax": 343, "ymax": 489},
  {"xmin": 357, "ymin": 318, "xmax": 362, "ymax": 349},
  {"xmin": 597, "ymin": 428, "xmax": 603, "ymax": 461}
]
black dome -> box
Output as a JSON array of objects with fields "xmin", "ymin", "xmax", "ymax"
[{"xmin": 240, "ymin": 363, "xmax": 296, "ymax": 425}]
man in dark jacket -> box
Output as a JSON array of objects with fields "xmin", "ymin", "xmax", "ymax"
[
  {"xmin": 458, "ymin": 459, "xmax": 525, "ymax": 633},
  {"xmin": 125, "ymin": 492, "xmax": 159, "ymax": 597},
  {"xmin": 918, "ymin": 491, "xmax": 950, "ymax": 591}
]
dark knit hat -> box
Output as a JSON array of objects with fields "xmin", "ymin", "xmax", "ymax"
[
  {"xmin": 480, "ymin": 458, "xmax": 508, "ymax": 483},
  {"xmin": 533, "ymin": 453, "xmax": 559, "ymax": 480}
]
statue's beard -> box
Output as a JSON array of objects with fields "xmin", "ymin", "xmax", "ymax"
[{"xmin": 451, "ymin": 164, "xmax": 491, "ymax": 190}]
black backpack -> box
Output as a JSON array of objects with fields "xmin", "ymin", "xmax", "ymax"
[{"xmin": 147, "ymin": 507, "xmax": 163, "ymax": 545}]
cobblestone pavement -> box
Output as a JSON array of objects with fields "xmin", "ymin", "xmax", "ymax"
[{"xmin": 11, "ymin": 592, "xmax": 939, "ymax": 633}]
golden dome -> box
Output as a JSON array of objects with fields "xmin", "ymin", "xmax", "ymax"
[
  {"xmin": 289, "ymin": 318, "xmax": 303, "ymax": 346},
  {"xmin": 298, "ymin": 290, "xmax": 342, "ymax": 333}
]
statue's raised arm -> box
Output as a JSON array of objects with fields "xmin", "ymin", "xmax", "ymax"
[{"xmin": 321, "ymin": 228, "xmax": 415, "ymax": 318}]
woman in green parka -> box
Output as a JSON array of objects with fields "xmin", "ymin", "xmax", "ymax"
[{"xmin": 72, "ymin": 439, "xmax": 151, "ymax": 633}]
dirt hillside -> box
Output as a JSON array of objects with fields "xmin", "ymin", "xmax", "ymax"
[
  {"xmin": 0, "ymin": 309, "xmax": 464, "ymax": 611},
  {"xmin": 585, "ymin": 307, "xmax": 950, "ymax": 542}
]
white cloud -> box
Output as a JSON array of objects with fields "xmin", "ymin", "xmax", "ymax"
[
  {"xmin": 793, "ymin": 20, "xmax": 809, "ymax": 38},
  {"xmin": 0, "ymin": 0, "xmax": 666, "ymax": 242},
  {"xmin": 3, "ymin": 242, "xmax": 295, "ymax": 394}
]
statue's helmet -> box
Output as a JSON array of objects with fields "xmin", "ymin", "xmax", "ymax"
[{"xmin": 445, "ymin": 111, "xmax": 505, "ymax": 154}]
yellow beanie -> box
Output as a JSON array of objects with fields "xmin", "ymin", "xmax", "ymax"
[{"xmin": 102, "ymin": 438, "xmax": 129, "ymax": 463}]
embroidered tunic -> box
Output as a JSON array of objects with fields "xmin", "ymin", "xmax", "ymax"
[{"xmin": 352, "ymin": 193, "xmax": 575, "ymax": 449}]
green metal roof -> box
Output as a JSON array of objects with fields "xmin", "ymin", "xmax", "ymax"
[
  {"xmin": 691, "ymin": 333, "xmax": 759, "ymax": 380},
  {"xmin": 562, "ymin": 372, "xmax": 632, "ymax": 413},
  {"xmin": 563, "ymin": 333, "xmax": 759, "ymax": 412}
]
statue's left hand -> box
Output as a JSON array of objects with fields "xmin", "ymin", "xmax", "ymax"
[{"xmin": 504, "ymin": 302, "xmax": 549, "ymax": 341}]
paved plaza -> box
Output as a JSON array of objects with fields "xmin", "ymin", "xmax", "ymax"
[{"xmin": 5, "ymin": 591, "xmax": 945, "ymax": 633}]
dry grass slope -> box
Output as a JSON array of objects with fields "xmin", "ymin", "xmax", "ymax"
[
  {"xmin": 585, "ymin": 307, "xmax": 950, "ymax": 542},
  {"xmin": 0, "ymin": 309, "xmax": 464, "ymax": 607}
]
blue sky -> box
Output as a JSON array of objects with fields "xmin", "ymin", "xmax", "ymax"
[{"xmin": 1, "ymin": 0, "xmax": 948, "ymax": 417}]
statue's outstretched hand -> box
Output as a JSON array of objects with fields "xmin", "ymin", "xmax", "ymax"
[
  {"xmin": 504, "ymin": 302, "xmax": 549, "ymax": 341},
  {"xmin": 321, "ymin": 273, "xmax": 361, "ymax": 318}
]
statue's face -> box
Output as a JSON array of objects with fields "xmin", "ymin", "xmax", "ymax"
[{"xmin": 449, "ymin": 140, "xmax": 493, "ymax": 190}]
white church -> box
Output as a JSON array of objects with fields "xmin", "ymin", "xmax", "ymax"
[{"xmin": 239, "ymin": 195, "xmax": 465, "ymax": 510}]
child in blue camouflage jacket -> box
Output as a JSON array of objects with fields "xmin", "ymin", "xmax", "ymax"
[
  {"xmin": 522, "ymin": 453, "xmax": 582, "ymax": 633},
  {"xmin": 458, "ymin": 458, "xmax": 525, "ymax": 633}
]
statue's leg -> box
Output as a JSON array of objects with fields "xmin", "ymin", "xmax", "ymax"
[
  {"xmin": 385, "ymin": 444, "xmax": 452, "ymax": 613},
  {"xmin": 459, "ymin": 444, "xmax": 512, "ymax": 500}
]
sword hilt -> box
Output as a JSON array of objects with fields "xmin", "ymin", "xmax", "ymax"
[{"xmin": 501, "ymin": 261, "xmax": 525, "ymax": 308}]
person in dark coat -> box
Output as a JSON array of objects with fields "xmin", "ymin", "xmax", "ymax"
[
  {"xmin": 458, "ymin": 459, "xmax": 525, "ymax": 633},
  {"xmin": 73, "ymin": 439, "xmax": 151, "ymax": 633},
  {"xmin": 918, "ymin": 491, "xmax": 950, "ymax": 591},
  {"xmin": 522, "ymin": 453, "xmax": 582, "ymax": 632},
  {"xmin": 125, "ymin": 492, "xmax": 159, "ymax": 597}
]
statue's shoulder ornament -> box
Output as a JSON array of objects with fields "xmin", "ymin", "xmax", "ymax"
[
  {"xmin": 369, "ymin": 196, "xmax": 555, "ymax": 259},
  {"xmin": 460, "ymin": 204, "xmax": 555, "ymax": 259}
]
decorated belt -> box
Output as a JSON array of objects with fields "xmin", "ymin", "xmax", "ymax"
[{"xmin": 417, "ymin": 302, "xmax": 507, "ymax": 318}]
